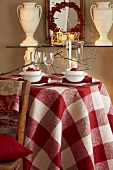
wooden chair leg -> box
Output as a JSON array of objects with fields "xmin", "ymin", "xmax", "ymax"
[{"xmin": 15, "ymin": 160, "xmax": 23, "ymax": 170}]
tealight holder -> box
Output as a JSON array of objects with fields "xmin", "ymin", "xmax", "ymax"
[{"xmin": 51, "ymin": 31, "xmax": 80, "ymax": 46}]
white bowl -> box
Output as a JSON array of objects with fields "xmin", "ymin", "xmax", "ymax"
[
  {"xmin": 23, "ymin": 70, "xmax": 41, "ymax": 76},
  {"xmin": 64, "ymin": 72, "xmax": 87, "ymax": 82},
  {"xmin": 19, "ymin": 72, "xmax": 45, "ymax": 82},
  {"xmin": 66, "ymin": 70, "xmax": 84, "ymax": 75}
]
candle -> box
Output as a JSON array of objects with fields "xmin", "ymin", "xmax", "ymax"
[
  {"xmin": 70, "ymin": 34, "xmax": 75, "ymax": 40},
  {"xmin": 56, "ymin": 31, "xmax": 63, "ymax": 42},
  {"xmin": 72, "ymin": 59, "xmax": 78, "ymax": 68},
  {"xmin": 68, "ymin": 33, "xmax": 75, "ymax": 40}
]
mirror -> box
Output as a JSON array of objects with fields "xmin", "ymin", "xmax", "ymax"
[{"xmin": 45, "ymin": 0, "xmax": 85, "ymax": 45}]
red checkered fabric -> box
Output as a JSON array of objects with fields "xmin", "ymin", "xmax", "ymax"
[{"xmin": 23, "ymin": 82, "xmax": 113, "ymax": 170}]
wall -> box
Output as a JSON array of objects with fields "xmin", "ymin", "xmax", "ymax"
[{"xmin": 0, "ymin": 0, "xmax": 113, "ymax": 102}]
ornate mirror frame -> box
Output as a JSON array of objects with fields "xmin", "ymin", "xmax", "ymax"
[{"xmin": 45, "ymin": 0, "xmax": 85, "ymax": 45}]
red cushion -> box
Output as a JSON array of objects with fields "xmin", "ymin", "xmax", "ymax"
[{"xmin": 0, "ymin": 134, "xmax": 32, "ymax": 162}]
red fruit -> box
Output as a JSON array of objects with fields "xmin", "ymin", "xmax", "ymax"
[
  {"xmin": 26, "ymin": 67, "xmax": 35, "ymax": 71},
  {"xmin": 70, "ymin": 68, "xmax": 79, "ymax": 71}
]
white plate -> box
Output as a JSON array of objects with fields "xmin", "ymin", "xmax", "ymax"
[{"xmin": 11, "ymin": 77, "xmax": 22, "ymax": 80}]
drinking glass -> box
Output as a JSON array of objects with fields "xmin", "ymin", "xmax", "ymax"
[
  {"xmin": 34, "ymin": 51, "xmax": 42, "ymax": 70},
  {"xmin": 43, "ymin": 52, "xmax": 54, "ymax": 77}
]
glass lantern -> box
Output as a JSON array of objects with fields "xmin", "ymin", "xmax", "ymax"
[{"xmin": 65, "ymin": 40, "xmax": 83, "ymax": 70}]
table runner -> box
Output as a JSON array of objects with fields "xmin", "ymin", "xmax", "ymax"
[{"xmin": 23, "ymin": 81, "xmax": 113, "ymax": 170}]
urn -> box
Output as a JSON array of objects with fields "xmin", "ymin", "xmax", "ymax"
[
  {"xmin": 17, "ymin": 2, "xmax": 42, "ymax": 46},
  {"xmin": 90, "ymin": 2, "xmax": 113, "ymax": 46}
]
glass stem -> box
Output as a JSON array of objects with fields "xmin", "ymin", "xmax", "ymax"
[
  {"xmin": 35, "ymin": 64, "xmax": 40, "ymax": 71},
  {"xmin": 47, "ymin": 65, "xmax": 50, "ymax": 79}
]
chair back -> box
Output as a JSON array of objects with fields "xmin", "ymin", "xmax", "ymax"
[
  {"xmin": 0, "ymin": 80, "xmax": 30, "ymax": 144},
  {"xmin": 0, "ymin": 80, "xmax": 32, "ymax": 170}
]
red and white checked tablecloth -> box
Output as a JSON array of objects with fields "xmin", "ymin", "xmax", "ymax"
[{"xmin": 23, "ymin": 80, "xmax": 113, "ymax": 170}]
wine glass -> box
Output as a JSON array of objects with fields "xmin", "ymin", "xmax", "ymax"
[
  {"xmin": 34, "ymin": 51, "xmax": 42, "ymax": 70},
  {"xmin": 43, "ymin": 52, "xmax": 54, "ymax": 78}
]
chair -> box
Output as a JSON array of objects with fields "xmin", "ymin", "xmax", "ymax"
[{"xmin": 0, "ymin": 80, "xmax": 31, "ymax": 170}]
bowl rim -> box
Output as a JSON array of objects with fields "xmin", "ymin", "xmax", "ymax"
[
  {"xmin": 19, "ymin": 72, "xmax": 45, "ymax": 77},
  {"xmin": 23, "ymin": 70, "xmax": 41, "ymax": 75},
  {"xmin": 24, "ymin": 70, "xmax": 41, "ymax": 72},
  {"xmin": 63, "ymin": 72, "xmax": 87, "ymax": 76},
  {"xmin": 66, "ymin": 70, "xmax": 84, "ymax": 72}
]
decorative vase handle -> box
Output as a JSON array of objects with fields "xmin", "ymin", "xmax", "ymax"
[
  {"xmin": 110, "ymin": 4, "xmax": 113, "ymax": 8},
  {"xmin": 90, "ymin": 5, "xmax": 96, "ymax": 21},
  {"xmin": 110, "ymin": 4, "xmax": 113, "ymax": 24},
  {"xmin": 17, "ymin": 5, "xmax": 23, "ymax": 21},
  {"xmin": 36, "ymin": 5, "xmax": 42, "ymax": 24}
]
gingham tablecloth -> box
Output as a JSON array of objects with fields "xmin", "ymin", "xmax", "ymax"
[{"xmin": 23, "ymin": 81, "xmax": 113, "ymax": 170}]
